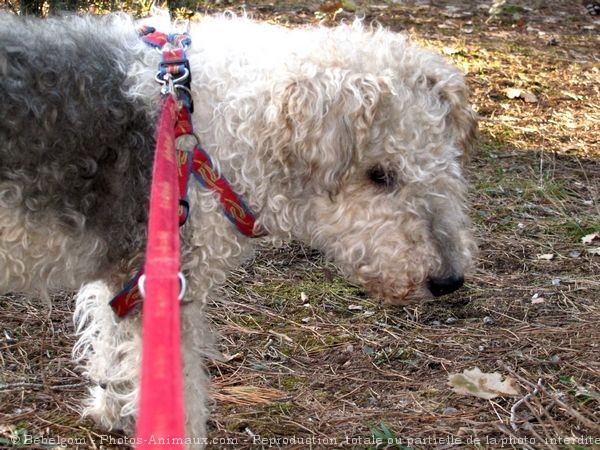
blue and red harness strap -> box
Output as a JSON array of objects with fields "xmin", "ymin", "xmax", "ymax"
[
  {"xmin": 137, "ymin": 25, "xmax": 192, "ymax": 50},
  {"xmin": 110, "ymin": 26, "xmax": 263, "ymax": 318}
]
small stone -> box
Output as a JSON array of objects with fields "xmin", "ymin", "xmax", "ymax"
[
  {"xmin": 3, "ymin": 330, "xmax": 17, "ymax": 344},
  {"xmin": 362, "ymin": 345, "xmax": 375, "ymax": 355},
  {"xmin": 549, "ymin": 354, "xmax": 560, "ymax": 365},
  {"xmin": 431, "ymin": 320, "xmax": 441, "ymax": 326},
  {"xmin": 443, "ymin": 407, "xmax": 459, "ymax": 415},
  {"xmin": 483, "ymin": 316, "xmax": 494, "ymax": 325},
  {"xmin": 569, "ymin": 250, "xmax": 582, "ymax": 258},
  {"xmin": 445, "ymin": 317, "xmax": 457, "ymax": 325},
  {"xmin": 551, "ymin": 278, "xmax": 561, "ymax": 286}
]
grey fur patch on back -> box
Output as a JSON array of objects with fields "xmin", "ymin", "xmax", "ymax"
[{"xmin": 0, "ymin": 13, "xmax": 157, "ymax": 266}]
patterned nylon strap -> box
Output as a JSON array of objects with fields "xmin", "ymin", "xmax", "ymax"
[
  {"xmin": 110, "ymin": 25, "xmax": 262, "ymax": 320},
  {"xmin": 191, "ymin": 145, "xmax": 260, "ymax": 237}
]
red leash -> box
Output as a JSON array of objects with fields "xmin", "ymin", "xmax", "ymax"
[
  {"xmin": 118, "ymin": 27, "xmax": 264, "ymax": 448},
  {"xmin": 135, "ymin": 95, "xmax": 185, "ymax": 449}
]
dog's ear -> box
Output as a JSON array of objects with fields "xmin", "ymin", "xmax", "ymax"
[
  {"xmin": 265, "ymin": 69, "xmax": 383, "ymax": 195},
  {"xmin": 429, "ymin": 73, "xmax": 478, "ymax": 161}
]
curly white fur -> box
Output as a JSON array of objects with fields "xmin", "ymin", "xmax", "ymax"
[{"xmin": 0, "ymin": 13, "xmax": 477, "ymax": 448}]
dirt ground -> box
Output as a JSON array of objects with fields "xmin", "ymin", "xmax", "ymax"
[{"xmin": 1, "ymin": 1, "xmax": 599, "ymax": 449}]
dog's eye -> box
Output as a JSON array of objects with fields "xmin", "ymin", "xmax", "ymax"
[{"xmin": 367, "ymin": 165, "xmax": 397, "ymax": 188}]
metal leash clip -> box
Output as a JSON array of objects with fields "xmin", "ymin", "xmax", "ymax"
[{"xmin": 155, "ymin": 69, "xmax": 190, "ymax": 97}]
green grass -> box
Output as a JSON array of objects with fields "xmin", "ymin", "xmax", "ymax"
[
  {"xmin": 543, "ymin": 219, "xmax": 600, "ymax": 241},
  {"xmin": 279, "ymin": 375, "xmax": 304, "ymax": 390},
  {"xmin": 252, "ymin": 272, "xmax": 365, "ymax": 313},
  {"xmin": 559, "ymin": 375, "xmax": 600, "ymax": 406},
  {"xmin": 367, "ymin": 422, "xmax": 411, "ymax": 450},
  {"xmin": 298, "ymin": 334, "xmax": 353, "ymax": 353},
  {"xmin": 373, "ymin": 347, "xmax": 417, "ymax": 368}
]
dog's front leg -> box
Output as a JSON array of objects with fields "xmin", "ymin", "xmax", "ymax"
[
  {"xmin": 73, "ymin": 281, "xmax": 142, "ymax": 434},
  {"xmin": 180, "ymin": 299, "xmax": 213, "ymax": 449},
  {"xmin": 74, "ymin": 281, "xmax": 214, "ymax": 448}
]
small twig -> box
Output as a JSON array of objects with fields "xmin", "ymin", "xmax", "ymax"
[
  {"xmin": 510, "ymin": 378, "xmax": 544, "ymax": 431},
  {"xmin": 0, "ymin": 381, "xmax": 88, "ymax": 392}
]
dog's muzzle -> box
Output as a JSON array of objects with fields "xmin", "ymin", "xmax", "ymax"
[{"xmin": 428, "ymin": 275, "xmax": 464, "ymax": 297}]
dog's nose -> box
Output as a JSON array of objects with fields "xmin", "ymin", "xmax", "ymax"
[{"xmin": 428, "ymin": 275, "xmax": 464, "ymax": 297}]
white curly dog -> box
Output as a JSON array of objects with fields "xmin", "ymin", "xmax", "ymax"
[{"xmin": 0, "ymin": 12, "xmax": 477, "ymax": 446}]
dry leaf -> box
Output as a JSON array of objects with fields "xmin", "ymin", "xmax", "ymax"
[
  {"xmin": 449, "ymin": 368, "xmax": 520, "ymax": 399},
  {"xmin": 586, "ymin": 247, "xmax": 600, "ymax": 256},
  {"xmin": 581, "ymin": 232, "xmax": 600, "ymax": 244},
  {"xmin": 521, "ymin": 91, "xmax": 538, "ymax": 103},
  {"xmin": 537, "ymin": 253, "xmax": 554, "ymax": 260},
  {"xmin": 319, "ymin": 0, "xmax": 342, "ymax": 13},
  {"xmin": 442, "ymin": 47, "xmax": 460, "ymax": 55},
  {"xmin": 505, "ymin": 88, "xmax": 537, "ymax": 103},
  {"xmin": 222, "ymin": 352, "xmax": 244, "ymax": 362},
  {"xmin": 531, "ymin": 294, "xmax": 545, "ymax": 304},
  {"xmin": 505, "ymin": 88, "xmax": 522, "ymax": 99},
  {"xmin": 300, "ymin": 291, "xmax": 309, "ymax": 303}
]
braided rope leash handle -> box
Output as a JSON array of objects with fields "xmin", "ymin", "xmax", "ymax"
[{"xmin": 135, "ymin": 95, "xmax": 185, "ymax": 449}]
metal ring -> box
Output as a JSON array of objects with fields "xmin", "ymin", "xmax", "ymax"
[
  {"xmin": 137, "ymin": 273, "xmax": 187, "ymax": 301},
  {"xmin": 138, "ymin": 274, "xmax": 146, "ymax": 298},
  {"xmin": 170, "ymin": 68, "xmax": 189, "ymax": 85},
  {"xmin": 154, "ymin": 68, "xmax": 188, "ymax": 85},
  {"xmin": 154, "ymin": 72, "xmax": 167, "ymax": 85},
  {"xmin": 178, "ymin": 272, "xmax": 187, "ymax": 301}
]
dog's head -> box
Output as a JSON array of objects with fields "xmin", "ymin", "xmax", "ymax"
[{"xmin": 255, "ymin": 26, "xmax": 477, "ymax": 304}]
